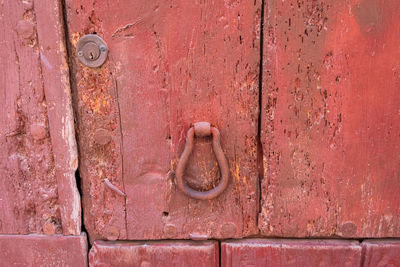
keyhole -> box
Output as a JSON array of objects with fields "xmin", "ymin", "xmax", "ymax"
[{"xmin": 82, "ymin": 42, "xmax": 100, "ymax": 61}]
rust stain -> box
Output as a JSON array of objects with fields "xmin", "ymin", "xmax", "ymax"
[
  {"xmin": 70, "ymin": 32, "xmax": 81, "ymax": 47},
  {"xmin": 78, "ymin": 67, "xmax": 114, "ymax": 115},
  {"xmin": 71, "ymin": 32, "xmax": 126, "ymax": 241}
]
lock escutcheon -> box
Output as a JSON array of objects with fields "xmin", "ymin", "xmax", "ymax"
[{"xmin": 76, "ymin": 34, "xmax": 108, "ymax": 68}]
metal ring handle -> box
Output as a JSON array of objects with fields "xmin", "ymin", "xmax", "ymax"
[{"xmin": 176, "ymin": 122, "xmax": 229, "ymax": 200}]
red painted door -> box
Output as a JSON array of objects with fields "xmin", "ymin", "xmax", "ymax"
[
  {"xmin": 66, "ymin": 0, "xmax": 400, "ymax": 243},
  {"xmin": 2, "ymin": 0, "xmax": 400, "ymax": 266},
  {"xmin": 259, "ymin": 0, "xmax": 400, "ymax": 238},
  {"xmin": 65, "ymin": 0, "xmax": 261, "ymax": 242}
]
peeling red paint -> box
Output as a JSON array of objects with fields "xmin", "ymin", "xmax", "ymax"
[
  {"xmin": 65, "ymin": 0, "xmax": 261, "ymax": 241},
  {"xmin": 0, "ymin": 0, "xmax": 61, "ymax": 235},
  {"xmin": 260, "ymin": 0, "xmax": 400, "ymax": 238}
]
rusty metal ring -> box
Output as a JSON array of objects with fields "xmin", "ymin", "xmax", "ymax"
[{"xmin": 176, "ymin": 122, "xmax": 229, "ymax": 200}]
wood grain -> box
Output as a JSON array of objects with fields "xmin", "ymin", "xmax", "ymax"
[
  {"xmin": 65, "ymin": 0, "xmax": 261, "ymax": 241},
  {"xmin": 0, "ymin": 0, "xmax": 80, "ymax": 235},
  {"xmin": 222, "ymin": 239, "xmax": 362, "ymax": 267},
  {"xmin": 89, "ymin": 240, "xmax": 218, "ymax": 267},
  {"xmin": 260, "ymin": 0, "xmax": 400, "ymax": 237},
  {"xmin": 0, "ymin": 234, "xmax": 87, "ymax": 266},
  {"xmin": 35, "ymin": 0, "xmax": 81, "ymax": 235}
]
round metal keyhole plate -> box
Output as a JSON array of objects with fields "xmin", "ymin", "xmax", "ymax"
[{"xmin": 76, "ymin": 34, "xmax": 108, "ymax": 68}]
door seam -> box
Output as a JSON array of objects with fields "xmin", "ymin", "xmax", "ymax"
[{"xmin": 256, "ymin": 0, "xmax": 266, "ymax": 229}]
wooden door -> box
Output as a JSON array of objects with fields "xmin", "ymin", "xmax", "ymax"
[
  {"xmin": 2, "ymin": 0, "xmax": 400, "ymax": 265},
  {"xmin": 66, "ymin": 0, "xmax": 400, "ymax": 243},
  {"xmin": 65, "ymin": 0, "xmax": 261, "ymax": 242},
  {"xmin": 259, "ymin": 0, "xmax": 400, "ymax": 238}
]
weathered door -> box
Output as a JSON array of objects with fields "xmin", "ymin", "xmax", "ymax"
[
  {"xmin": 2, "ymin": 0, "xmax": 400, "ymax": 266},
  {"xmin": 66, "ymin": 0, "xmax": 400, "ymax": 243},
  {"xmin": 259, "ymin": 0, "xmax": 400, "ymax": 238},
  {"xmin": 65, "ymin": 0, "xmax": 261, "ymax": 242}
]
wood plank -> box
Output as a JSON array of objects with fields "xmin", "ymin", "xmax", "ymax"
[
  {"xmin": 65, "ymin": 0, "xmax": 261, "ymax": 240},
  {"xmin": 260, "ymin": 0, "xmax": 400, "ymax": 237},
  {"xmin": 0, "ymin": 0, "xmax": 79, "ymax": 235},
  {"xmin": 0, "ymin": 234, "xmax": 88, "ymax": 267},
  {"xmin": 362, "ymin": 240, "xmax": 400, "ymax": 267},
  {"xmin": 64, "ymin": 0, "xmax": 127, "ymax": 242},
  {"xmin": 221, "ymin": 239, "xmax": 362, "ymax": 267},
  {"xmin": 89, "ymin": 240, "xmax": 218, "ymax": 267},
  {"xmin": 34, "ymin": 0, "xmax": 81, "ymax": 236}
]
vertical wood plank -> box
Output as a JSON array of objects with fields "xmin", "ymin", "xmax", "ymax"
[
  {"xmin": 65, "ymin": 0, "xmax": 261, "ymax": 240},
  {"xmin": 0, "ymin": 0, "xmax": 80, "ymax": 235},
  {"xmin": 65, "ymin": 0, "xmax": 128, "ymax": 242},
  {"xmin": 260, "ymin": 0, "xmax": 400, "ymax": 237},
  {"xmin": 35, "ymin": 0, "xmax": 81, "ymax": 235}
]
